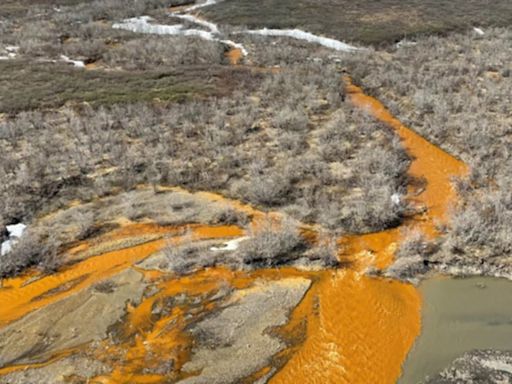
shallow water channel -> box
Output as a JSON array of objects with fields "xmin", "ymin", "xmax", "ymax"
[{"xmin": 399, "ymin": 276, "xmax": 512, "ymax": 383}]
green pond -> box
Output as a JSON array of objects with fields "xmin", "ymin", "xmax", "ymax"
[{"xmin": 399, "ymin": 276, "xmax": 512, "ymax": 383}]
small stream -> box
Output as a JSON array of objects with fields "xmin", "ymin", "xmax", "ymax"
[{"xmin": 399, "ymin": 276, "xmax": 512, "ymax": 383}]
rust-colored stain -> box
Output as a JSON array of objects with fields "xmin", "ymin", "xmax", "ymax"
[
  {"xmin": 344, "ymin": 77, "xmax": 468, "ymax": 236},
  {"xmin": 270, "ymin": 270, "xmax": 421, "ymax": 384},
  {"xmin": 0, "ymin": 224, "xmax": 242, "ymax": 327},
  {"xmin": 268, "ymin": 78, "xmax": 468, "ymax": 384},
  {"xmin": 0, "ymin": 77, "xmax": 468, "ymax": 384},
  {"xmin": 226, "ymin": 47, "xmax": 243, "ymax": 65}
]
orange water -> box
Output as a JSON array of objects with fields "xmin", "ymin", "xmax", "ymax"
[
  {"xmin": 0, "ymin": 224, "xmax": 242, "ymax": 327},
  {"xmin": 268, "ymin": 79, "xmax": 468, "ymax": 384}
]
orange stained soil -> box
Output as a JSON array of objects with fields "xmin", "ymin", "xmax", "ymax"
[
  {"xmin": 91, "ymin": 267, "xmax": 313, "ymax": 384},
  {"xmin": 0, "ymin": 224, "xmax": 243, "ymax": 327},
  {"xmin": 226, "ymin": 47, "xmax": 243, "ymax": 65}
]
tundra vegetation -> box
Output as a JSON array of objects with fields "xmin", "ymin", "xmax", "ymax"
[{"xmin": 205, "ymin": 0, "xmax": 512, "ymax": 45}]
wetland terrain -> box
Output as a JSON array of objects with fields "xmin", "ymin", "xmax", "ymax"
[{"xmin": 1, "ymin": 1, "xmax": 512, "ymax": 383}]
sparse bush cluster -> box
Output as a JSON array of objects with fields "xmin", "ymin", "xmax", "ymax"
[
  {"xmin": 238, "ymin": 216, "xmax": 305, "ymax": 266},
  {"xmin": 158, "ymin": 214, "xmax": 337, "ymax": 274}
]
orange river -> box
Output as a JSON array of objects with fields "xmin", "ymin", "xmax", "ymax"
[{"xmin": 0, "ymin": 78, "xmax": 467, "ymax": 383}]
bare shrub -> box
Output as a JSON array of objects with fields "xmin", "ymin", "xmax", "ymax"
[
  {"xmin": 209, "ymin": 205, "xmax": 250, "ymax": 226},
  {"xmin": 386, "ymin": 230, "xmax": 438, "ymax": 281},
  {"xmin": 233, "ymin": 171, "xmax": 292, "ymax": 207},
  {"xmin": 0, "ymin": 228, "xmax": 62, "ymax": 278},
  {"xmin": 238, "ymin": 216, "xmax": 305, "ymax": 266},
  {"xmin": 16, "ymin": 20, "xmax": 61, "ymax": 57},
  {"xmin": 272, "ymin": 106, "xmax": 309, "ymax": 132},
  {"xmin": 163, "ymin": 240, "xmax": 211, "ymax": 275},
  {"xmin": 303, "ymin": 231, "xmax": 339, "ymax": 266}
]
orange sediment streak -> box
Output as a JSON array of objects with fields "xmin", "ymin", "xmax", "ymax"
[
  {"xmin": 226, "ymin": 48, "xmax": 243, "ymax": 65},
  {"xmin": 344, "ymin": 77, "xmax": 468, "ymax": 236},
  {"xmin": 0, "ymin": 224, "xmax": 242, "ymax": 327},
  {"xmin": 93, "ymin": 267, "xmax": 316, "ymax": 384},
  {"xmin": 270, "ymin": 79, "xmax": 468, "ymax": 384}
]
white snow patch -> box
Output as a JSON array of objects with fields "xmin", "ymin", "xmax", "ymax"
[
  {"xmin": 210, "ymin": 236, "xmax": 248, "ymax": 252},
  {"xmin": 113, "ymin": 16, "xmax": 248, "ymax": 57},
  {"xmin": 220, "ymin": 39, "xmax": 248, "ymax": 55},
  {"xmin": 7, "ymin": 223, "xmax": 26, "ymax": 238},
  {"xmin": 5, "ymin": 46, "xmax": 19, "ymax": 53},
  {"xmin": 395, "ymin": 39, "xmax": 417, "ymax": 48},
  {"xmin": 243, "ymin": 28, "xmax": 360, "ymax": 52},
  {"xmin": 0, "ymin": 45, "xmax": 19, "ymax": 60},
  {"xmin": 391, "ymin": 193, "xmax": 401, "ymax": 206},
  {"xmin": 473, "ymin": 27, "xmax": 485, "ymax": 36},
  {"xmin": 1, "ymin": 223, "xmax": 26, "ymax": 256},
  {"xmin": 186, "ymin": 0, "xmax": 219, "ymax": 12},
  {"xmin": 60, "ymin": 55, "xmax": 85, "ymax": 68},
  {"xmin": 113, "ymin": 16, "xmax": 183, "ymax": 35},
  {"xmin": 171, "ymin": 13, "xmax": 219, "ymax": 34},
  {"xmin": 1, "ymin": 240, "xmax": 13, "ymax": 256}
]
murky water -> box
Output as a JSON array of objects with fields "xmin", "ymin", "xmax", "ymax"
[{"xmin": 399, "ymin": 276, "xmax": 512, "ymax": 384}]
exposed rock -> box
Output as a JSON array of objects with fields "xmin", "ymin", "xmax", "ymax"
[
  {"xmin": 0, "ymin": 268, "xmax": 145, "ymax": 367},
  {"xmin": 426, "ymin": 350, "xmax": 512, "ymax": 383},
  {"xmin": 0, "ymin": 355, "xmax": 109, "ymax": 384},
  {"xmin": 178, "ymin": 277, "xmax": 312, "ymax": 384}
]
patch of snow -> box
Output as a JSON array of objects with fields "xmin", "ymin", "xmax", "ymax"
[
  {"xmin": 473, "ymin": 27, "xmax": 485, "ymax": 36},
  {"xmin": 0, "ymin": 45, "xmax": 19, "ymax": 60},
  {"xmin": 113, "ymin": 16, "xmax": 184, "ymax": 35},
  {"xmin": 186, "ymin": 0, "xmax": 219, "ymax": 12},
  {"xmin": 7, "ymin": 223, "xmax": 26, "ymax": 238},
  {"xmin": 5, "ymin": 45, "xmax": 19, "ymax": 53},
  {"xmin": 181, "ymin": 28, "xmax": 217, "ymax": 40},
  {"xmin": 171, "ymin": 13, "xmax": 219, "ymax": 34},
  {"xmin": 242, "ymin": 28, "xmax": 360, "ymax": 52},
  {"xmin": 210, "ymin": 236, "xmax": 249, "ymax": 252},
  {"xmin": 60, "ymin": 55, "xmax": 85, "ymax": 68},
  {"xmin": 391, "ymin": 193, "xmax": 401, "ymax": 205},
  {"xmin": 395, "ymin": 39, "xmax": 417, "ymax": 49},
  {"xmin": 1, "ymin": 240, "xmax": 13, "ymax": 256},
  {"xmin": 1, "ymin": 223, "xmax": 26, "ymax": 256},
  {"xmin": 113, "ymin": 16, "xmax": 248, "ymax": 57}
]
